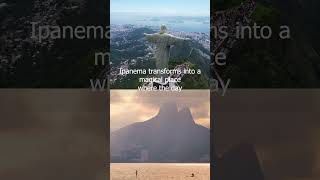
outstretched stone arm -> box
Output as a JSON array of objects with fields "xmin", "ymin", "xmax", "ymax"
[
  {"xmin": 144, "ymin": 33, "xmax": 159, "ymax": 43},
  {"xmin": 167, "ymin": 34, "xmax": 190, "ymax": 46}
]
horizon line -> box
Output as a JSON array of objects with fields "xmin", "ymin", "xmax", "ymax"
[{"xmin": 110, "ymin": 11, "xmax": 210, "ymax": 17}]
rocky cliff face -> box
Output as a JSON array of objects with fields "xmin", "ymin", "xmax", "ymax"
[{"xmin": 270, "ymin": 0, "xmax": 320, "ymax": 80}]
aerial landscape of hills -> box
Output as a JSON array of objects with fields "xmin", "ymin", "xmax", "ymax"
[
  {"xmin": 0, "ymin": 0, "xmax": 108, "ymax": 87},
  {"xmin": 214, "ymin": 0, "xmax": 320, "ymax": 88},
  {"xmin": 110, "ymin": 25, "xmax": 210, "ymax": 89},
  {"xmin": 111, "ymin": 102, "xmax": 210, "ymax": 163},
  {"xmin": 110, "ymin": 1, "xmax": 210, "ymax": 89}
]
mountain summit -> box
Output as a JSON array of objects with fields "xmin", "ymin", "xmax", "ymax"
[{"xmin": 111, "ymin": 103, "xmax": 210, "ymax": 163}]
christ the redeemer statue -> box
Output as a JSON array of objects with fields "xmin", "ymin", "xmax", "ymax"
[{"xmin": 144, "ymin": 25, "xmax": 189, "ymax": 71}]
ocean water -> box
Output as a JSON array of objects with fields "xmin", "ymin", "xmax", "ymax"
[
  {"xmin": 111, "ymin": 13, "xmax": 210, "ymax": 33},
  {"xmin": 111, "ymin": 163, "xmax": 210, "ymax": 180}
]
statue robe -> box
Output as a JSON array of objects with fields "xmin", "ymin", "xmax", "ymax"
[{"xmin": 145, "ymin": 33, "xmax": 187, "ymax": 70}]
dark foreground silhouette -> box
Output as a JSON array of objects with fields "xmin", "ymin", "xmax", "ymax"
[{"xmin": 214, "ymin": 144, "xmax": 264, "ymax": 180}]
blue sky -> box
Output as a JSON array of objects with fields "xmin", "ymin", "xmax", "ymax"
[{"xmin": 111, "ymin": 0, "xmax": 210, "ymax": 16}]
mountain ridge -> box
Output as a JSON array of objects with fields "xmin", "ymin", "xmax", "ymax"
[{"xmin": 111, "ymin": 103, "xmax": 210, "ymax": 163}]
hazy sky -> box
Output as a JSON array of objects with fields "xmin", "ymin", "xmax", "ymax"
[
  {"xmin": 110, "ymin": 0, "xmax": 210, "ymax": 16},
  {"xmin": 111, "ymin": 90, "xmax": 210, "ymax": 131}
]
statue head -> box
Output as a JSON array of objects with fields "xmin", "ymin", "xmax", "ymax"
[{"xmin": 159, "ymin": 25, "xmax": 167, "ymax": 34}]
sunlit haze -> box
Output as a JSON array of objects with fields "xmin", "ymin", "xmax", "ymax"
[{"xmin": 111, "ymin": 90, "xmax": 210, "ymax": 131}]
